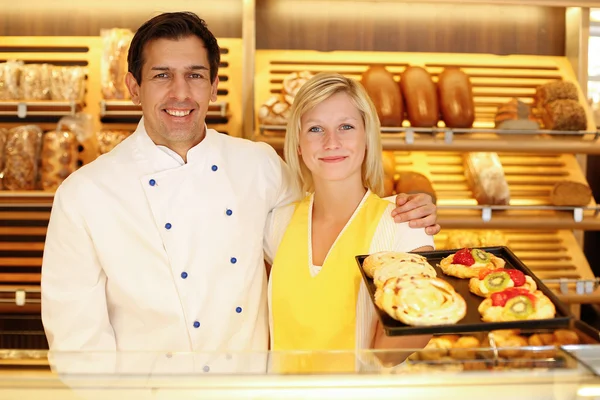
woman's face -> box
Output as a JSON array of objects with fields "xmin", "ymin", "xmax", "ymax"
[{"xmin": 299, "ymin": 92, "xmax": 366, "ymax": 187}]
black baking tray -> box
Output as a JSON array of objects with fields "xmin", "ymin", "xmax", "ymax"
[{"xmin": 356, "ymin": 246, "xmax": 572, "ymax": 336}]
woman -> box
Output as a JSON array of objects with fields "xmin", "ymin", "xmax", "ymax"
[{"xmin": 265, "ymin": 72, "xmax": 434, "ymax": 373}]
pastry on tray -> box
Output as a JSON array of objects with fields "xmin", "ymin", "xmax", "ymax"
[
  {"xmin": 440, "ymin": 248, "xmax": 505, "ymax": 279},
  {"xmin": 373, "ymin": 261, "xmax": 437, "ymax": 289},
  {"xmin": 478, "ymin": 288, "xmax": 556, "ymax": 323},
  {"xmin": 468, "ymin": 267, "xmax": 537, "ymax": 298},
  {"xmin": 375, "ymin": 275, "xmax": 467, "ymax": 326},
  {"xmin": 363, "ymin": 251, "xmax": 432, "ymax": 279}
]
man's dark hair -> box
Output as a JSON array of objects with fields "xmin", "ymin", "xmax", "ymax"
[{"xmin": 127, "ymin": 12, "xmax": 220, "ymax": 85}]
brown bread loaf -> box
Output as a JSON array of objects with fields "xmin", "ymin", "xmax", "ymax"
[
  {"xmin": 361, "ymin": 66, "xmax": 404, "ymax": 127},
  {"xmin": 550, "ymin": 180, "xmax": 592, "ymax": 206},
  {"xmin": 437, "ymin": 68, "xmax": 475, "ymax": 128},
  {"xmin": 541, "ymin": 99, "xmax": 587, "ymax": 131},
  {"xmin": 395, "ymin": 171, "xmax": 437, "ymax": 204},
  {"xmin": 400, "ymin": 66, "xmax": 439, "ymax": 127}
]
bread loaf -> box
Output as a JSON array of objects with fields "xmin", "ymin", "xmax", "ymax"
[
  {"xmin": 39, "ymin": 130, "xmax": 78, "ymax": 191},
  {"xmin": 536, "ymin": 81, "xmax": 578, "ymax": 107},
  {"xmin": 20, "ymin": 64, "xmax": 52, "ymax": 100},
  {"xmin": 541, "ymin": 99, "xmax": 587, "ymax": 131},
  {"xmin": 282, "ymin": 71, "xmax": 314, "ymax": 104},
  {"xmin": 361, "ymin": 66, "xmax": 404, "ymax": 127},
  {"xmin": 394, "ymin": 171, "xmax": 437, "ymax": 204},
  {"xmin": 0, "ymin": 61, "xmax": 22, "ymax": 100},
  {"xmin": 464, "ymin": 152, "xmax": 510, "ymax": 205},
  {"xmin": 437, "ymin": 68, "xmax": 475, "ymax": 128},
  {"xmin": 51, "ymin": 66, "xmax": 86, "ymax": 102},
  {"xmin": 0, "ymin": 129, "xmax": 7, "ymax": 190},
  {"xmin": 550, "ymin": 180, "xmax": 592, "ymax": 206},
  {"xmin": 257, "ymin": 94, "xmax": 292, "ymax": 126},
  {"xmin": 495, "ymin": 98, "xmax": 540, "ymax": 130},
  {"xmin": 101, "ymin": 28, "xmax": 134, "ymax": 100},
  {"xmin": 400, "ymin": 66, "xmax": 439, "ymax": 127},
  {"xmin": 383, "ymin": 175, "xmax": 395, "ymax": 197},
  {"xmin": 382, "ymin": 151, "xmax": 395, "ymax": 177},
  {"xmin": 2, "ymin": 125, "xmax": 43, "ymax": 190},
  {"xmin": 96, "ymin": 130, "xmax": 132, "ymax": 155}
]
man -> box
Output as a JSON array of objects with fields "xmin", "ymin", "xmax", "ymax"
[{"xmin": 41, "ymin": 12, "xmax": 439, "ymax": 373}]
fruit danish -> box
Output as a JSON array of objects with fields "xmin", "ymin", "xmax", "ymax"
[
  {"xmin": 375, "ymin": 275, "xmax": 467, "ymax": 326},
  {"xmin": 440, "ymin": 248, "xmax": 505, "ymax": 279},
  {"xmin": 468, "ymin": 268, "xmax": 537, "ymax": 298},
  {"xmin": 363, "ymin": 251, "xmax": 432, "ymax": 279},
  {"xmin": 478, "ymin": 288, "xmax": 556, "ymax": 322}
]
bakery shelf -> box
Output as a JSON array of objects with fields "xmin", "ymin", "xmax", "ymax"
[
  {"xmin": 0, "ymin": 101, "xmax": 83, "ymax": 118},
  {"xmin": 257, "ymin": 126, "xmax": 600, "ymax": 154},
  {"xmin": 391, "ymin": 151, "xmax": 600, "ymax": 229},
  {"xmin": 100, "ymin": 100, "xmax": 229, "ymax": 119},
  {"xmin": 0, "ymin": 192, "xmax": 54, "ymax": 207}
]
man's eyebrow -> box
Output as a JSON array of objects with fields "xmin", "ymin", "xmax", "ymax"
[{"xmin": 188, "ymin": 65, "xmax": 209, "ymax": 71}]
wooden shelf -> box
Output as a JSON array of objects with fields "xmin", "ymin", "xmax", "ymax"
[
  {"xmin": 390, "ymin": 151, "xmax": 600, "ymax": 229},
  {"xmin": 100, "ymin": 100, "xmax": 229, "ymax": 119},
  {"xmin": 0, "ymin": 101, "xmax": 83, "ymax": 118}
]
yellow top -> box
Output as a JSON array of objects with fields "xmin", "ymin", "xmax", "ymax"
[{"xmin": 270, "ymin": 191, "xmax": 389, "ymax": 373}]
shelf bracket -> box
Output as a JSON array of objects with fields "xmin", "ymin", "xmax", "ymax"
[
  {"xmin": 573, "ymin": 207, "xmax": 583, "ymax": 223},
  {"xmin": 15, "ymin": 289, "xmax": 25, "ymax": 306},
  {"xmin": 481, "ymin": 207, "xmax": 492, "ymax": 222},
  {"xmin": 17, "ymin": 102, "xmax": 27, "ymax": 118},
  {"xmin": 405, "ymin": 128, "xmax": 414, "ymax": 145},
  {"xmin": 444, "ymin": 129, "xmax": 454, "ymax": 144}
]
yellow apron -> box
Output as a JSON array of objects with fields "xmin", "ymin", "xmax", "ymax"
[{"xmin": 270, "ymin": 191, "xmax": 388, "ymax": 373}]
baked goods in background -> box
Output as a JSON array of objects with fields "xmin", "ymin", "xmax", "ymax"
[
  {"xmin": 494, "ymin": 98, "xmax": 540, "ymax": 130},
  {"xmin": 39, "ymin": 130, "xmax": 78, "ymax": 191},
  {"xmin": 383, "ymin": 175, "xmax": 395, "ymax": 197},
  {"xmin": 0, "ymin": 129, "xmax": 7, "ymax": 190},
  {"xmin": 478, "ymin": 288, "xmax": 556, "ymax": 322},
  {"xmin": 2, "ymin": 125, "xmax": 43, "ymax": 190},
  {"xmin": 437, "ymin": 67, "xmax": 475, "ymax": 128},
  {"xmin": 50, "ymin": 66, "xmax": 86, "ymax": 102},
  {"xmin": 362, "ymin": 251, "xmax": 432, "ymax": 279},
  {"xmin": 19, "ymin": 64, "xmax": 52, "ymax": 100},
  {"xmin": 394, "ymin": 171, "xmax": 437, "ymax": 204},
  {"xmin": 282, "ymin": 70, "xmax": 314, "ymax": 105},
  {"xmin": 535, "ymin": 81, "xmax": 579, "ymax": 107},
  {"xmin": 0, "ymin": 60, "xmax": 23, "ymax": 100},
  {"xmin": 96, "ymin": 130, "xmax": 132, "ymax": 155},
  {"xmin": 382, "ymin": 151, "xmax": 396, "ymax": 177},
  {"xmin": 550, "ymin": 180, "xmax": 592, "ymax": 207},
  {"xmin": 361, "ymin": 65, "xmax": 404, "ymax": 127},
  {"xmin": 468, "ymin": 267, "xmax": 537, "ymax": 298},
  {"xmin": 440, "ymin": 248, "xmax": 505, "ymax": 279},
  {"xmin": 400, "ymin": 66, "xmax": 439, "ymax": 127},
  {"xmin": 541, "ymin": 99, "xmax": 587, "ymax": 131},
  {"xmin": 463, "ymin": 152, "xmax": 510, "ymax": 205},
  {"xmin": 444, "ymin": 230, "xmax": 508, "ymax": 250},
  {"xmin": 375, "ymin": 275, "xmax": 467, "ymax": 326},
  {"xmin": 101, "ymin": 28, "xmax": 134, "ymax": 100},
  {"xmin": 257, "ymin": 94, "xmax": 292, "ymax": 126}
]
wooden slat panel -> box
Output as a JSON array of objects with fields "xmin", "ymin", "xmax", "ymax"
[{"xmin": 0, "ymin": 258, "xmax": 42, "ymax": 267}]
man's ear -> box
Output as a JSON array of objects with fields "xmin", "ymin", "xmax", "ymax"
[
  {"xmin": 125, "ymin": 72, "xmax": 141, "ymax": 105},
  {"xmin": 210, "ymin": 76, "xmax": 219, "ymax": 102}
]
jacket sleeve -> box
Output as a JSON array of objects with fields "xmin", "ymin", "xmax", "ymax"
[{"xmin": 41, "ymin": 183, "xmax": 117, "ymax": 352}]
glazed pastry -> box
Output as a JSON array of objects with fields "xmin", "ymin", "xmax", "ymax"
[
  {"xmin": 373, "ymin": 261, "xmax": 437, "ymax": 289},
  {"xmin": 440, "ymin": 248, "xmax": 505, "ymax": 279},
  {"xmin": 468, "ymin": 268, "xmax": 537, "ymax": 298},
  {"xmin": 375, "ymin": 275, "xmax": 467, "ymax": 326},
  {"xmin": 363, "ymin": 251, "xmax": 431, "ymax": 279},
  {"xmin": 478, "ymin": 288, "xmax": 556, "ymax": 322}
]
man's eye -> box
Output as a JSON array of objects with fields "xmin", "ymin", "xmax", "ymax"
[
  {"xmin": 154, "ymin": 73, "xmax": 168, "ymax": 79},
  {"xmin": 189, "ymin": 73, "xmax": 203, "ymax": 79}
]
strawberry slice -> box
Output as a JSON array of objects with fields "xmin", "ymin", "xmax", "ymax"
[
  {"xmin": 491, "ymin": 287, "xmax": 535, "ymax": 307},
  {"xmin": 506, "ymin": 269, "xmax": 526, "ymax": 287},
  {"xmin": 453, "ymin": 248, "xmax": 475, "ymax": 266}
]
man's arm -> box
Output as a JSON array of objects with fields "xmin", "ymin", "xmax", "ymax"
[
  {"xmin": 41, "ymin": 185, "xmax": 116, "ymax": 351},
  {"xmin": 386, "ymin": 193, "xmax": 440, "ymax": 235}
]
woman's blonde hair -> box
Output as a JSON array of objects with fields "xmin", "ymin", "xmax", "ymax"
[{"xmin": 284, "ymin": 72, "xmax": 384, "ymax": 196}]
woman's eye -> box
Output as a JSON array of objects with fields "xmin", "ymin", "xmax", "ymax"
[
  {"xmin": 340, "ymin": 124, "xmax": 354, "ymax": 130},
  {"xmin": 308, "ymin": 126, "xmax": 323, "ymax": 133}
]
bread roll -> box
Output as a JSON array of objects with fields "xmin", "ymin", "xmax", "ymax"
[
  {"xmin": 448, "ymin": 336, "xmax": 480, "ymax": 360},
  {"xmin": 382, "ymin": 151, "xmax": 396, "ymax": 177},
  {"xmin": 395, "ymin": 171, "xmax": 437, "ymax": 204},
  {"xmin": 495, "ymin": 98, "xmax": 540, "ymax": 130},
  {"xmin": 437, "ymin": 68, "xmax": 475, "ymax": 128},
  {"xmin": 361, "ymin": 66, "xmax": 404, "ymax": 127},
  {"xmin": 541, "ymin": 99, "xmax": 587, "ymax": 131},
  {"xmin": 492, "ymin": 333, "xmax": 528, "ymax": 358},
  {"xmin": 536, "ymin": 81, "xmax": 578, "ymax": 107},
  {"xmin": 553, "ymin": 329, "xmax": 579, "ymax": 345},
  {"xmin": 464, "ymin": 152, "xmax": 510, "ymax": 205},
  {"xmin": 550, "ymin": 180, "xmax": 592, "ymax": 207},
  {"xmin": 400, "ymin": 66, "xmax": 439, "ymax": 127}
]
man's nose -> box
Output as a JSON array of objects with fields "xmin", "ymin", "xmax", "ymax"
[{"xmin": 169, "ymin": 74, "xmax": 192, "ymax": 100}]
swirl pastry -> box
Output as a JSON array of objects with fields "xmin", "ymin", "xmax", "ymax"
[
  {"xmin": 469, "ymin": 268, "xmax": 537, "ymax": 298},
  {"xmin": 440, "ymin": 248, "xmax": 505, "ymax": 279},
  {"xmin": 363, "ymin": 251, "xmax": 431, "ymax": 278},
  {"xmin": 478, "ymin": 288, "xmax": 556, "ymax": 322},
  {"xmin": 375, "ymin": 275, "xmax": 467, "ymax": 326},
  {"xmin": 373, "ymin": 261, "xmax": 437, "ymax": 289}
]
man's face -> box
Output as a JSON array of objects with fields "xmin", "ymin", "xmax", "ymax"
[{"xmin": 126, "ymin": 35, "xmax": 218, "ymax": 149}]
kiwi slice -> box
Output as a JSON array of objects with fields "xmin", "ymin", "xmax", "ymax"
[
  {"xmin": 483, "ymin": 271, "xmax": 511, "ymax": 292},
  {"xmin": 503, "ymin": 295, "xmax": 534, "ymax": 320},
  {"xmin": 471, "ymin": 249, "xmax": 490, "ymax": 264}
]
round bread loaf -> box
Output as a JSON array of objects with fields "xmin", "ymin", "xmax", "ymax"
[
  {"xmin": 361, "ymin": 66, "xmax": 404, "ymax": 127},
  {"xmin": 437, "ymin": 68, "xmax": 475, "ymax": 128},
  {"xmin": 400, "ymin": 66, "xmax": 439, "ymax": 127},
  {"xmin": 395, "ymin": 171, "xmax": 437, "ymax": 204},
  {"xmin": 382, "ymin": 151, "xmax": 396, "ymax": 177}
]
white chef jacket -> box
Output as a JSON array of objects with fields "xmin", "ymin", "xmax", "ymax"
[{"xmin": 41, "ymin": 118, "xmax": 299, "ymax": 374}]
